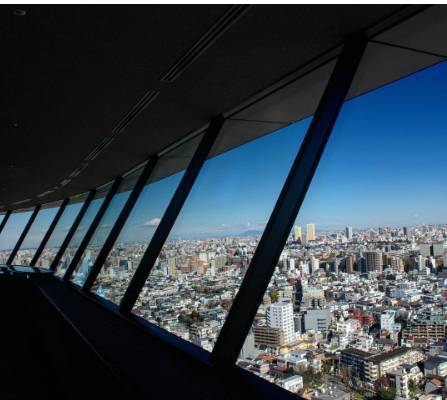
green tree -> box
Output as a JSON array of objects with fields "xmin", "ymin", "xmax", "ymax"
[
  {"xmin": 269, "ymin": 289, "xmax": 279, "ymax": 303},
  {"xmin": 322, "ymin": 360, "xmax": 332, "ymax": 374},
  {"xmin": 408, "ymin": 379, "xmax": 418, "ymax": 394},
  {"xmin": 377, "ymin": 386, "xmax": 396, "ymax": 400}
]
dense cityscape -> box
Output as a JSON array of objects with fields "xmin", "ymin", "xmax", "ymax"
[{"xmin": 3, "ymin": 222, "xmax": 447, "ymax": 400}]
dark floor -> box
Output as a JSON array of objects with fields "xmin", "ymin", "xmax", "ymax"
[{"xmin": 0, "ymin": 273, "xmax": 297, "ymax": 400}]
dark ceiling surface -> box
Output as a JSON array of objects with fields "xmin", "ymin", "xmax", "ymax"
[{"xmin": 1, "ymin": 5, "xmax": 413, "ymax": 209}]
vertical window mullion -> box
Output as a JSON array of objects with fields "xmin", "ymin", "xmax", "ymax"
[
  {"xmin": 7, "ymin": 205, "xmax": 41, "ymax": 265},
  {"xmin": 83, "ymin": 157, "xmax": 159, "ymax": 292},
  {"xmin": 63, "ymin": 178, "xmax": 122, "ymax": 282},
  {"xmin": 50, "ymin": 190, "xmax": 96, "ymax": 271},
  {"xmin": 30, "ymin": 198, "xmax": 69, "ymax": 267},
  {"xmin": 0, "ymin": 210, "xmax": 11, "ymax": 236},
  {"xmin": 211, "ymin": 37, "xmax": 367, "ymax": 366},
  {"xmin": 119, "ymin": 115, "xmax": 225, "ymax": 314}
]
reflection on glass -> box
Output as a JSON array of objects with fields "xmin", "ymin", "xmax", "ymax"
[
  {"xmin": 91, "ymin": 134, "xmax": 203, "ymax": 303},
  {"xmin": 131, "ymin": 119, "xmax": 309, "ymax": 352},
  {"xmin": 34, "ymin": 194, "xmax": 87, "ymax": 268},
  {"xmin": 0, "ymin": 209, "xmax": 33, "ymax": 264},
  {"xmin": 11, "ymin": 202, "xmax": 62, "ymax": 265},
  {"xmin": 238, "ymin": 61, "xmax": 447, "ymax": 396},
  {"xmin": 70, "ymin": 169, "xmax": 142, "ymax": 286},
  {"xmin": 54, "ymin": 184, "xmax": 112, "ymax": 278}
]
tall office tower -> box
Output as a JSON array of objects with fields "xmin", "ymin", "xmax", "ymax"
[
  {"xmin": 364, "ymin": 251, "xmax": 383, "ymax": 272},
  {"xmin": 403, "ymin": 226, "xmax": 409, "ymax": 237},
  {"xmin": 266, "ymin": 302, "xmax": 296, "ymax": 345},
  {"xmin": 306, "ymin": 223, "xmax": 316, "ymax": 241},
  {"xmin": 293, "ymin": 226, "xmax": 302, "ymax": 242},
  {"xmin": 345, "ymin": 255, "xmax": 354, "ymax": 274},
  {"xmin": 345, "ymin": 226, "xmax": 353, "ymax": 240}
]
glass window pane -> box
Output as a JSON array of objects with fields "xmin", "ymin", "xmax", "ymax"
[
  {"xmin": 34, "ymin": 194, "xmax": 88, "ymax": 269},
  {"xmin": 54, "ymin": 184, "xmax": 112, "ymax": 278},
  {"xmin": 132, "ymin": 117, "xmax": 311, "ymax": 352},
  {"xmin": 91, "ymin": 134, "xmax": 202, "ymax": 304},
  {"xmin": 70, "ymin": 168, "xmax": 142, "ymax": 286},
  {"xmin": 0, "ymin": 209, "xmax": 34, "ymax": 264},
  {"xmin": 11, "ymin": 202, "xmax": 62, "ymax": 265},
  {"xmin": 238, "ymin": 60, "xmax": 447, "ymax": 395}
]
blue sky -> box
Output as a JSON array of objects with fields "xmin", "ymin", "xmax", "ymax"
[{"xmin": 1, "ymin": 60, "xmax": 447, "ymax": 250}]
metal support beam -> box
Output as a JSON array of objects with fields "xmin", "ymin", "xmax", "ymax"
[
  {"xmin": 119, "ymin": 115, "xmax": 225, "ymax": 313},
  {"xmin": 63, "ymin": 177, "xmax": 122, "ymax": 282},
  {"xmin": 30, "ymin": 198, "xmax": 69, "ymax": 267},
  {"xmin": 50, "ymin": 190, "xmax": 96, "ymax": 271},
  {"xmin": 83, "ymin": 158, "xmax": 158, "ymax": 292},
  {"xmin": 211, "ymin": 37, "xmax": 367, "ymax": 366},
  {"xmin": 0, "ymin": 210, "xmax": 11, "ymax": 236},
  {"xmin": 7, "ymin": 205, "xmax": 41, "ymax": 265}
]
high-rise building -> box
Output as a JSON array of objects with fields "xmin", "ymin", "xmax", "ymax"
[
  {"xmin": 295, "ymin": 279, "xmax": 303, "ymax": 311},
  {"xmin": 345, "ymin": 226, "xmax": 353, "ymax": 240},
  {"xmin": 364, "ymin": 251, "xmax": 383, "ymax": 272},
  {"xmin": 310, "ymin": 255, "xmax": 319, "ymax": 274},
  {"xmin": 346, "ymin": 255, "xmax": 354, "ymax": 274},
  {"xmin": 306, "ymin": 224, "xmax": 316, "ymax": 241},
  {"xmin": 266, "ymin": 302, "xmax": 295, "ymax": 345},
  {"xmin": 293, "ymin": 225, "xmax": 302, "ymax": 242}
]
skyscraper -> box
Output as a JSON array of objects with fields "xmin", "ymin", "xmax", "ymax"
[
  {"xmin": 364, "ymin": 251, "xmax": 383, "ymax": 272},
  {"xmin": 306, "ymin": 223, "xmax": 316, "ymax": 241},
  {"xmin": 346, "ymin": 255, "xmax": 354, "ymax": 274},
  {"xmin": 293, "ymin": 226, "xmax": 302, "ymax": 242},
  {"xmin": 345, "ymin": 226, "xmax": 353, "ymax": 240}
]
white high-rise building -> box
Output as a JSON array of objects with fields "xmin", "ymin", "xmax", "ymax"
[
  {"xmin": 306, "ymin": 224, "xmax": 316, "ymax": 241},
  {"xmin": 345, "ymin": 226, "xmax": 353, "ymax": 240},
  {"xmin": 266, "ymin": 302, "xmax": 295, "ymax": 345},
  {"xmin": 310, "ymin": 255, "xmax": 319, "ymax": 274}
]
